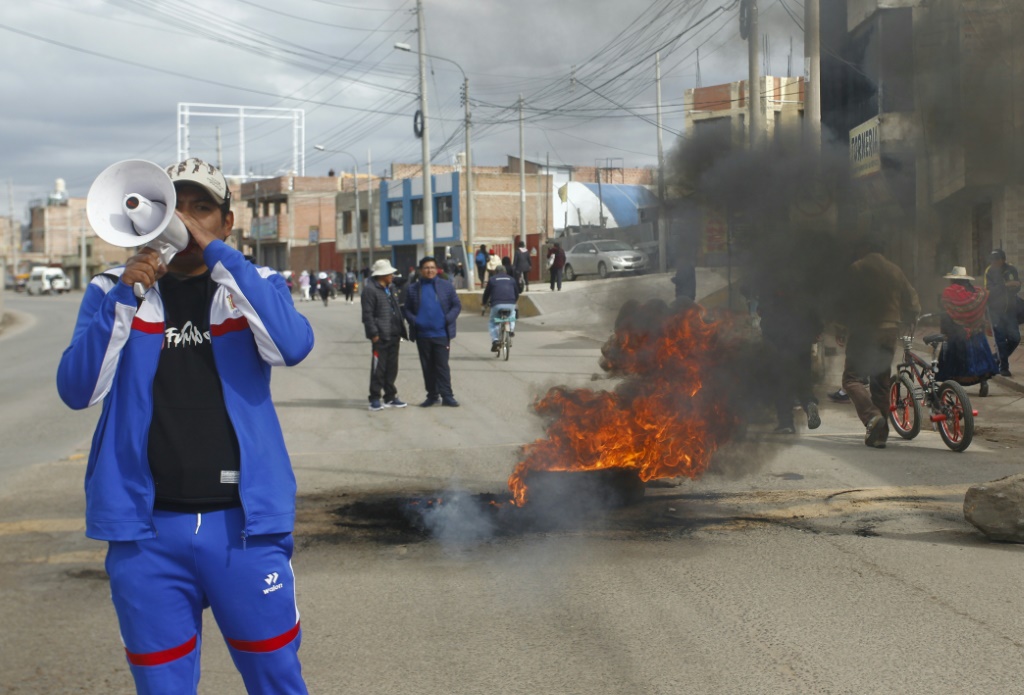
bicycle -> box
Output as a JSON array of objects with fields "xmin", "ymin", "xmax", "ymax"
[
  {"xmin": 494, "ymin": 308, "xmax": 514, "ymax": 361},
  {"xmin": 889, "ymin": 314, "xmax": 978, "ymax": 452}
]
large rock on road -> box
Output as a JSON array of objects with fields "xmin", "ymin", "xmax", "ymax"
[{"xmin": 964, "ymin": 474, "xmax": 1024, "ymax": 542}]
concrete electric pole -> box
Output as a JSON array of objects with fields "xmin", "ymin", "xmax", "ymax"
[{"xmin": 416, "ymin": 0, "xmax": 433, "ymax": 261}]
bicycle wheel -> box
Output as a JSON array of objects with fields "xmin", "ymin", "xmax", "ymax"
[
  {"xmin": 937, "ymin": 380, "xmax": 974, "ymax": 452},
  {"xmin": 499, "ymin": 325, "xmax": 510, "ymax": 361},
  {"xmin": 502, "ymin": 330, "xmax": 511, "ymax": 361},
  {"xmin": 889, "ymin": 372, "xmax": 921, "ymax": 440}
]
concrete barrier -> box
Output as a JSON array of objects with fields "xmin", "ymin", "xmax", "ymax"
[{"xmin": 457, "ymin": 290, "xmax": 541, "ymax": 318}]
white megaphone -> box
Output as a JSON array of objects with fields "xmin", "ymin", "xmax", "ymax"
[{"xmin": 87, "ymin": 159, "xmax": 190, "ymax": 299}]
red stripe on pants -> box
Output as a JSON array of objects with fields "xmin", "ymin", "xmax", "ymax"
[
  {"xmin": 125, "ymin": 635, "xmax": 197, "ymax": 666},
  {"xmin": 226, "ymin": 621, "xmax": 300, "ymax": 653}
]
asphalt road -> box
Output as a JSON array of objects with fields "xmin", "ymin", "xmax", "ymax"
[{"xmin": 2, "ymin": 280, "xmax": 1024, "ymax": 694}]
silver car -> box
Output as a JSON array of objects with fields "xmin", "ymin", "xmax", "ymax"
[{"xmin": 563, "ymin": 240, "xmax": 649, "ymax": 280}]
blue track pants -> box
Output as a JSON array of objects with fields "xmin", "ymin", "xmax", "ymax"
[{"xmin": 105, "ymin": 507, "xmax": 308, "ymax": 694}]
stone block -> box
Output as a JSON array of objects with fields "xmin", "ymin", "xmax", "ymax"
[{"xmin": 964, "ymin": 474, "xmax": 1024, "ymax": 542}]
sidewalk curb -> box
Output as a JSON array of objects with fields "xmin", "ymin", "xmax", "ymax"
[{"xmin": 991, "ymin": 375, "xmax": 1024, "ymax": 396}]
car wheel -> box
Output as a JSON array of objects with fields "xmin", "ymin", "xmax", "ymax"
[
  {"xmin": 598, "ymin": 262, "xmax": 608, "ymax": 279},
  {"xmin": 564, "ymin": 265, "xmax": 576, "ymax": 281}
]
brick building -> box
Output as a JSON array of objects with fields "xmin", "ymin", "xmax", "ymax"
[{"xmin": 682, "ymin": 76, "xmax": 806, "ymax": 264}]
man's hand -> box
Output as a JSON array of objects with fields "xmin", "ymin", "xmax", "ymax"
[
  {"xmin": 175, "ymin": 209, "xmax": 219, "ymax": 249},
  {"xmin": 371, "ymin": 335, "xmax": 380, "ymax": 343},
  {"xmin": 121, "ymin": 248, "xmax": 165, "ymax": 292}
]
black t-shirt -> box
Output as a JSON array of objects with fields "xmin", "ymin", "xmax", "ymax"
[{"xmin": 148, "ymin": 271, "xmax": 241, "ymax": 511}]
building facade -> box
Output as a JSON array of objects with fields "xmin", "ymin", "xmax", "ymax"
[{"xmin": 822, "ymin": 0, "xmax": 1024, "ymax": 304}]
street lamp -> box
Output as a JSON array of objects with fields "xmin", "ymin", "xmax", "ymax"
[
  {"xmin": 314, "ymin": 145, "xmax": 362, "ymax": 272},
  {"xmin": 394, "ymin": 41, "xmax": 475, "ymax": 288}
]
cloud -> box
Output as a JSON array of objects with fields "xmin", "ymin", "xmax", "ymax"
[{"xmin": 0, "ymin": 0, "xmax": 805, "ymax": 220}]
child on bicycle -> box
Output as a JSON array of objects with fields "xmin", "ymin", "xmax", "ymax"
[{"xmin": 482, "ymin": 265, "xmax": 520, "ymax": 353}]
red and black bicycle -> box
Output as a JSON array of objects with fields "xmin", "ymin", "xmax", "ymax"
[{"xmin": 889, "ymin": 314, "xmax": 977, "ymax": 452}]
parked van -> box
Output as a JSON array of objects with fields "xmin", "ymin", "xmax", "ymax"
[{"xmin": 26, "ymin": 266, "xmax": 70, "ymax": 295}]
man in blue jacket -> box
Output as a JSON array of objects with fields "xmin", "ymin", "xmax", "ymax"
[
  {"xmin": 57, "ymin": 158, "xmax": 313, "ymax": 694},
  {"xmin": 482, "ymin": 265, "xmax": 520, "ymax": 352},
  {"xmin": 403, "ymin": 255, "xmax": 462, "ymax": 407}
]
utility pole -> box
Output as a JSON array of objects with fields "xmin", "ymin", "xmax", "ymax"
[
  {"xmin": 254, "ymin": 182, "xmax": 261, "ymax": 265},
  {"xmin": 9, "ymin": 179, "xmax": 18, "ymax": 278},
  {"xmin": 354, "ymin": 164, "xmax": 362, "ymax": 273},
  {"xmin": 367, "ymin": 149, "xmax": 374, "ymax": 266},
  {"xmin": 416, "ymin": 0, "xmax": 433, "ymax": 261},
  {"xmin": 656, "ymin": 52, "xmax": 668, "ymax": 273},
  {"xmin": 596, "ymin": 160, "xmax": 605, "ymax": 228},
  {"xmin": 804, "ymin": 0, "xmax": 822, "ymax": 157},
  {"xmin": 742, "ymin": 0, "xmax": 763, "ymax": 148},
  {"xmin": 463, "ymin": 75, "xmax": 476, "ymax": 289},
  {"xmin": 519, "ymin": 94, "xmax": 526, "ymax": 246},
  {"xmin": 79, "ymin": 209, "xmax": 87, "ymax": 289},
  {"xmin": 216, "ymin": 126, "xmax": 223, "ymax": 171}
]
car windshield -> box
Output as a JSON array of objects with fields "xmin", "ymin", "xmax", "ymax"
[{"xmin": 594, "ymin": 241, "xmax": 634, "ymax": 252}]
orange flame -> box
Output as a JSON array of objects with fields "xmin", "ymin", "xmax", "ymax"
[{"xmin": 508, "ymin": 301, "xmax": 739, "ymax": 506}]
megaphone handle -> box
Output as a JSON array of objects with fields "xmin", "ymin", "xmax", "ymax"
[{"xmin": 133, "ymin": 282, "xmax": 146, "ymax": 299}]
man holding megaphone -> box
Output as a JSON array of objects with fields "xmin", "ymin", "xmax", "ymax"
[{"xmin": 58, "ymin": 157, "xmax": 313, "ymax": 694}]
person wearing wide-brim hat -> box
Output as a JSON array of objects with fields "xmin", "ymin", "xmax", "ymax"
[
  {"xmin": 937, "ymin": 265, "xmax": 998, "ymax": 389},
  {"xmin": 360, "ymin": 259, "xmax": 409, "ymax": 411}
]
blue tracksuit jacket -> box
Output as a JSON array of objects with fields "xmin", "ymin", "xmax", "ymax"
[{"xmin": 56, "ymin": 240, "xmax": 314, "ymax": 542}]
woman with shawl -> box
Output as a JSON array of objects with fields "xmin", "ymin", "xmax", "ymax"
[{"xmin": 937, "ymin": 266, "xmax": 998, "ymax": 386}]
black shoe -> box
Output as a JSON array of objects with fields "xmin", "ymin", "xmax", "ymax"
[
  {"xmin": 491, "ymin": 341, "xmax": 499, "ymax": 353},
  {"xmin": 999, "ymin": 369, "xmax": 1012, "ymax": 377},
  {"xmin": 420, "ymin": 397, "xmax": 440, "ymax": 408},
  {"xmin": 864, "ymin": 415, "xmax": 887, "ymax": 448},
  {"xmin": 772, "ymin": 425, "xmax": 795, "ymax": 435},
  {"xmin": 806, "ymin": 402, "xmax": 821, "ymax": 430},
  {"xmin": 441, "ymin": 397, "xmax": 460, "ymax": 407},
  {"xmin": 827, "ymin": 389, "xmax": 851, "ymax": 404},
  {"xmin": 510, "ymin": 331, "xmax": 515, "ymax": 337}
]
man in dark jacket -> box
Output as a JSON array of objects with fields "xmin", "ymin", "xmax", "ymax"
[
  {"xmin": 837, "ymin": 241, "xmax": 921, "ymax": 449},
  {"xmin": 403, "ymin": 256, "xmax": 463, "ymax": 407},
  {"xmin": 984, "ymin": 248, "xmax": 1021, "ymax": 376},
  {"xmin": 513, "ymin": 242, "xmax": 532, "ymax": 291},
  {"xmin": 361, "ymin": 259, "xmax": 409, "ymax": 411},
  {"xmin": 548, "ymin": 242, "xmax": 566, "ymax": 291},
  {"xmin": 483, "ymin": 265, "xmax": 520, "ymax": 352}
]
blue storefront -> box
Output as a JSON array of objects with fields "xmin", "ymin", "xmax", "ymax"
[{"xmin": 379, "ymin": 171, "xmax": 462, "ymax": 275}]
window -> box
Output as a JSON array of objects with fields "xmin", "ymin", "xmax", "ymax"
[
  {"xmin": 411, "ymin": 198, "xmax": 424, "ymax": 225},
  {"xmin": 388, "ymin": 201, "xmax": 403, "ymax": 227},
  {"xmin": 436, "ymin": 195, "xmax": 453, "ymax": 223}
]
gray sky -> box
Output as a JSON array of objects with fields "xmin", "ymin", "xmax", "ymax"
[{"xmin": 0, "ymin": 0, "xmax": 805, "ymax": 221}]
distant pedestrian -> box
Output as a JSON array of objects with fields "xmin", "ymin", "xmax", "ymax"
[
  {"xmin": 513, "ymin": 241, "xmax": 532, "ymax": 292},
  {"xmin": 547, "ymin": 242, "xmax": 566, "ymax": 291},
  {"xmin": 342, "ymin": 268, "xmax": 357, "ymax": 304},
  {"xmin": 298, "ymin": 270, "xmax": 310, "ymax": 301},
  {"xmin": 317, "ymin": 271, "xmax": 330, "ymax": 306},
  {"xmin": 474, "ymin": 244, "xmax": 488, "ymax": 287},
  {"xmin": 983, "ymin": 249, "xmax": 1021, "ymax": 377},
  {"xmin": 671, "ymin": 258, "xmax": 696, "ymax": 301},
  {"xmin": 403, "ymin": 256, "xmax": 462, "ymax": 407},
  {"xmin": 361, "ymin": 259, "xmax": 409, "ymax": 411},
  {"xmin": 485, "ymin": 249, "xmax": 502, "ymax": 285},
  {"xmin": 757, "ymin": 273, "xmax": 822, "ymax": 434}
]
